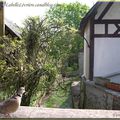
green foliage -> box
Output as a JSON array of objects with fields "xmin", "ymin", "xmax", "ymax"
[
  {"xmin": 47, "ymin": 2, "xmax": 89, "ymax": 28},
  {"xmin": 43, "ymin": 80, "xmax": 72, "ymax": 108},
  {"xmin": 0, "ymin": 35, "xmax": 58, "ymax": 106},
  {"xmin": 21, "ymin": 17, "xmax": 59, "ymax": 106},
  {"xmin": 0, "ymin": 36, "xmax": 25, "ymax": 99},
  {"xmin": 22, "ymin": 17, "xmax": 48, "ymax": 65},
  {"xmin": 0, "ymin": 2, "xmax": 89, "ymax": 106},
  {"xmin": 46, "ymin": 2, "xmax": 89, "ymax": 72}
]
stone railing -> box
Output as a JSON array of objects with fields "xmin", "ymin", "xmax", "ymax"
[{"xmin": 0, "ymin": 106, "xmax": 120, "ymax": 118}]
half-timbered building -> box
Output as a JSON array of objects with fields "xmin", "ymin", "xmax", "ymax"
[
  {"xmin": 80, "ymin": 2, "xmax": 120, "ymax": 84},
  {"xmin": 79, "ymin": 2, "xmax": 120, "ymax": 109}
]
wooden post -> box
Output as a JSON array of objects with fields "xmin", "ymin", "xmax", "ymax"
[{"xmin": 0, "ymin": 1, "xmax": 5, "ymax": 36}]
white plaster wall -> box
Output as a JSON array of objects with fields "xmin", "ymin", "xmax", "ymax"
[
  {"xmin": 94, "ymin": 38, "xmax": 120, "ymax": 77},
  {"xmin": 95, "ymin": 2, "xmax": 120, "ymax": 20},
  {"xmin": 103, "ymin": 2, "xmax": 120, "ymax": 19},
  {"xmin": 84, "ymin": 2, "xmax": 120, "ymax": 80},
  {"xmin": 78, "ymin": 52, "xmax": 84, "ymax": 76},
  {"xmin": 108, "ymin": 24, "xmax": 117, "ymax": 34},
  {"xmin": 84, "ymin": 21, "xmax": 90, "ymax": 79},
  {"xmin": 94, "ymin": 24, "xmax": 118, "ymax": 34},
  {"xmin": 94, "ymin": 24, "xmax": 105, "ymax": 34}
]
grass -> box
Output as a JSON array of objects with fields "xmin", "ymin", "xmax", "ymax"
[{"xmin": 43, "ymin": 80, "xmax": 73, "ymax": 108}]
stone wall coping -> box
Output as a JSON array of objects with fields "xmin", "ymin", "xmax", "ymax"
[
  {"xmin": 0, "ymin": 106, "xmax": 120, "ymax": 118},
  {"xmin": 85, "ymin": 80, "xmax": 120, "ymax": 97}
]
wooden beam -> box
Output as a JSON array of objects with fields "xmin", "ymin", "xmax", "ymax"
[
  {"xmin": 98, "ymin": 2, "xmax": 113, "ymax": 20},
  {"xmin": 105, "ymin": 23, "xmax": 108, "ymax": 35},
  {"xmin": 94, "ymin": 20, "xmax": 120, "ymax": 24},
  {"xmin": 114, "ymin": 24, "xmax": 120, "ymax": 35},
  {"xmin": 89, "ymin": 18, "xmax": 94, "ymax": 81},
  {"xmin": 94, "ymin": 34, "xmax": 120, "ymax": 37},
  {"xmin": 0, "ymin": 1, "xmax": 5, "ymax": 36}
]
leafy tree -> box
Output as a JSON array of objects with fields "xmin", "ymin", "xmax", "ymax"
[
  {"xmin": 21, "ymin": 17, "xmax": 58, "ymax": 106},
  {"xmin": 46, "ymin": 2, "xmax": 89, "ymax": 73},
  {"xmin": 0, "ymin": 2, "xmax": 89, "ymax": 106},
  {"xmin": 0, "ymin": 36, "xmax": 25, "ymax": 99},
  {"xmin": 0, "ymin": 17, "xmax": 58, "ymax": 106},
  {"xmin": 47, "ymin": 2, "xmax": 89, "ymax": 29}
]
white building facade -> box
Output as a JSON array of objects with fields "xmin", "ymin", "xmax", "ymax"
[{"xmin": 80, "ymin": 2, "xmax": 120, "ymax": 84}]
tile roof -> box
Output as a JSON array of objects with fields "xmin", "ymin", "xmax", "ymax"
[{"xmin": 5, "ymin": 19, "xmax": 21, "ymax": 39}]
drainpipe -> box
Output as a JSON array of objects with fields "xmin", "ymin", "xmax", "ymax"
[{"xmin": 0, "ymin": 1, "xmax": 5, "ymax": 36}]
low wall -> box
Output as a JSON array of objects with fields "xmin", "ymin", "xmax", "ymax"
[
  {"xmin": 85, "ymin": 80, "xmax": 120, "ymax": 109},
  {"xmin": 0, "ymin": 106, "xmax": 120, "ymax": 118},
  {"xmin": 71, "ymin": 81, "xmax": 80, "ymax": 108}
]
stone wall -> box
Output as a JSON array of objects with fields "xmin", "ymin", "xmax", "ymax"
[
  {"xmin": 1, "ymin": 106, "xmax": 120, "ymax": 118},
  {"xmin": 84, "ymin": 80, "xmax": 120, "ymax": 110},
  {"xmin": 71, "ymin": 81, "xmax": 80, "ymax": 108},
  {"xmin": 113, "ymin": 96, "xmax": 120, "ymax": 110}
]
